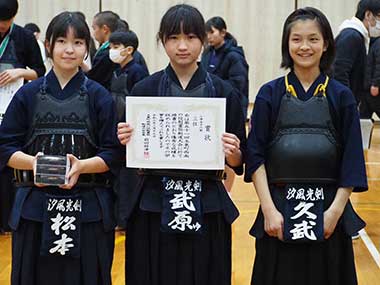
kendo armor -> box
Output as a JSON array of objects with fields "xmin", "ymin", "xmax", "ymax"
[
  {"xmin": 265, "ymin": 76, "xmax": 341, "ymax": 184},
  {"xmin": 15, "ymin": 77, "xmax": 104, "ymax": 186},
  {"xmin": 25, "ymin": 77, "xmax": 97, "ymax": 157}
]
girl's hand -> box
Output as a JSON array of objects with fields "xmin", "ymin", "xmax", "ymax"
[
  {"xmin": 0, "ymin": 69, "xmax": 23, "ymax": 86},
  {"xmin": 263, "ymin": 208, "xmax": 284, "ymax": 241},
  {"xmin": 371, "ymin": 86, "xmax": 379, "ymax": 97},
  {"xmin": 323, "ymin": 207, "xmax": 341, "ymax": 239},
  {"xmin": 33, "ymin": 152, "xmax": 47, "ymax": 188},
  {"xmin": 222, "ymin": 132, "xmax": 240, "ymax": 158},
  {"xmin": 117, "ymin": 122, "xmax": 134, "ymax": 145},
  {"xmin": 60, "ymin": 154, "xmax": 82, "ymax": 190}
]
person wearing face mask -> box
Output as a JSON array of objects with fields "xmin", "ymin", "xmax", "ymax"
[
  {"xmin": 115, "ymin": 19, "xmax": 149, "ymax": 75},
  {"xmin": 109, "ymin": 30, "xmax": 148, "ymax": 232},
  {"xmin": 109, "ymin": 30, "xmax": 148, "ymax": 121},
  {"xmin": 333, "ymin": 0, "xmax": 380, "ymax": 110}
]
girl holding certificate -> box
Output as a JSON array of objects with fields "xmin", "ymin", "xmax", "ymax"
[
  {"xmin": 0, "ymin": 11, "xmax": 118, "ymax": 285},
  {"xmin": 117, "ymin": 4, "xmax": 246, "ymax": 285},
  {"xmin": 245, "ymin": 7, "xmax": 367, "ymax": 285}
]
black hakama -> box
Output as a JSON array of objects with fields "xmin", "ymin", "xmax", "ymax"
[
  {"xmin": 119, "ymin": 64, "xmax": 246, "ymax": 285},
  {"xmin": 245, "ymin": 72, "xmax": 368, "ymax": 285}
]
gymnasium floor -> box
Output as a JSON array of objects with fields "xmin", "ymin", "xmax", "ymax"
[{"xmin": 1, "ymin": 126, "xmax": 380, "ymax": 284}]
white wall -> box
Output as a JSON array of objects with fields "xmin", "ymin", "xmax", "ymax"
[
  {"xmin": 16, "ymin": 0, "xmax": 359, "ymax": 101},
  {"xmin": 17, "ymin": 0, "xmax": 98, "ymax": 36},
  {"xmin": 298, "ymin": 0, "xmax": 359, "ymax": 36}
]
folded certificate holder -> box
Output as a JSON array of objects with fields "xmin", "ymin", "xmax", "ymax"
[{"xmin": 34, "ymin": 155, "xmax": 70, "ymax": 186}]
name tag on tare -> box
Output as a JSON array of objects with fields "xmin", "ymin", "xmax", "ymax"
[{"xmin": 283, "ymin": 184, "xmax": 325, "ymax": 243}]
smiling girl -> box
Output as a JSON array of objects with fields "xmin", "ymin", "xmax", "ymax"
[
  {"xmin": 117, "ymin": 4, "xmax": 246, "ymax": 285},
  {"xmin": 245, "ymin": 7, "xmax": 367, "ymax": 285},
  {"xmin": 0, "ymin": 11, "xmax": 119, "ymax": 285}
]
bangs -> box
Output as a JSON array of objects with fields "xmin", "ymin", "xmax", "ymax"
[
  {"xmin": 158, "ymin": 4, "xmax": 205, "ymax": 44},
  {"xmin": 109, "ymin": 31, "xmax": 139, "ymax": 51},
  {"xmin": 205, "ymin": 21, "xmax": 213, "ymax": 33},
  {"xmin": 109, "ymin": 32, "xmax": 127, "ymax": 45},
  {"xmin": 205, "ymin": 17, "xmax": 227, "ymax": 33},
  {"xmin": 281, "ymin": 7, "xmax": 335, "ymax": 73},
  {"xmin": 51, "ymin": 14, "xmax": 90, "ymax": 42},
  {"xmin": 166, "ymin": 11, "xmax": 203, "ymax": 37},
  {"xmin": 47, "ymin": 12, "xmax": 90, "ymax": 56}
]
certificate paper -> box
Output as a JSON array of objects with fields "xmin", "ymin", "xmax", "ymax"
[
  {"xmin": 126, "ymin": 96, "xmax": 226, "ymax": 170},
  {"xmin": 0, "ymin": 78, "xmax": 23, "ymax": 125}
]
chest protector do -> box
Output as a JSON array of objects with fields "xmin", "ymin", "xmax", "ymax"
[
  {"xmin": 266, "ymin": 75, "xmax": 341, "ymax": 184},
  {"xmin": 24, "ymin": 77, "xmax": 97, "ymax": 159}
]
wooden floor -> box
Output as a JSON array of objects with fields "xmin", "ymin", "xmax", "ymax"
[{"xmin": 1, "ymin": 128, "xmax": 380, "ymax": 284}]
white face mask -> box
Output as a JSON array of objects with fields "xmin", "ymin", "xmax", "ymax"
[
  {"xmin": 369, "ymin": 18, "xmax": 380, "ymax": 38},
  {"xmin": 109, "ymin": 48, "xmax": 126, "ymax": 63}
]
